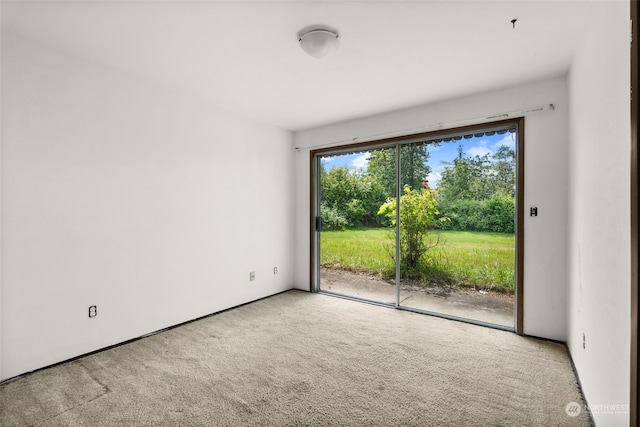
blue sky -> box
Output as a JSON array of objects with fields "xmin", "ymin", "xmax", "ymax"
[{"xmin": 320, "ymin": 131, "xmax": 516, "ymax": 187}]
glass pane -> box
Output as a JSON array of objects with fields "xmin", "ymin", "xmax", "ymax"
[
  {"xmin": 397, "ymin": 131, "xmax": 516, "ymax": 327},
  {"xmin": 317, "ymin": 147, "xmax": 397, "ymax": 305}
]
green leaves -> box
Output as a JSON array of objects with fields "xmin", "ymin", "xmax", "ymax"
[
  {"xmin": 378, "ymin": 184, "xmax": 440, "ymax": 270},
  {"xmin": 368, "ymin": 144, "xmax": 432, "ymax": 197},
  {"xmin": 320, "ymin": 202, "xmax": 348, "ymax": 230},
  {"xmin": 436, "ymin": 196, "xmax": 515, "ymax": 233},
  {"xmin": 435, "ymin": 144, "xmax": 515, "ymax": 234},
  {"xmin": 438, "ymin": 145, "xmax": 515, "ymax": 202},
  {"xmin": 320, "ymin": 165, "xmax": 388, "ymax": 228}
]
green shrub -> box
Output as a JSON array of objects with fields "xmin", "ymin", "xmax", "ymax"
[
  {"xmin": 378, "ymin": 183, "xmax": 439, "ymax": 270},
  {"xmin": 320, "ymin": 166, "xmax": 388, "ymax": 228},
  {"xmin": 435, "ymin": 196, "xmax": 514, "ymax": 233},
  {"xmin": 320, "ymin": 202, "xmax": 348, "ymax": 230},
  {"xmin": 484, "ymin": 195, "xmax": 515, "ymax": 233}
]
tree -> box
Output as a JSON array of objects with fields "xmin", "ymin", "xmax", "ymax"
[
  {"xmin": 367, "ymin": 144, "xmax": 432, "ymax": 197},
  {"xmin": 320, "ymin": 165, "xmax": 387, "ymax": 228},
  {"xmin": 438, "ymin": 144, "xmax": 515, "ymax": 202},
  {"xmin": 435, "ymin": 144, "xmax": 516, "ymax": 233},
  {"xmin": 492, "ymin": 145, "xmax": 516, "ymax": 197}
]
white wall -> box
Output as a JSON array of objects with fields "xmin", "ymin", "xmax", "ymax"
[
  {"xmin": 0, "ymin": 32, "xmax": 295, "ymax": 381},
  {"xmin": 294, "ymin": 77, "xmax": 569, "ymax": 341},
  {"xmin": 0, "ymin": 18, "xmax": 4, "ymax": 384},
  {"xmin": 567, "ymin": 2, "xmax": 630, "ymax": 425}
]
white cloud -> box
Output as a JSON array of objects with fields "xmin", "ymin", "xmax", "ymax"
[
  {"xmin": 427, "ymin": 170, "xmax": 443, "ymax": 187},
  {"xmin": 493, "ymin": 133, "xmax": 516, "ymax": 150},
  {"xmin": 467, "ymin": 140, "xmax": 492, "ymax": 157},
  {"xmin": 321, "ymin": 156, "xmax": 335, "ymax": 163},
  {"xmin": 351, "ymin": 152, "xmax": 371, "ymax": 169}
]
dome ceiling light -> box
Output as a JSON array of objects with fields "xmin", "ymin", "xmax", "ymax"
[{"xmin": 298, "ymin": 28, "xmax": 340, "ymax": 58}]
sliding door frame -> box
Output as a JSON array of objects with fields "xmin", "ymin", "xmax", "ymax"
[
  {"xmin": 630, "ymin": 1, "xmax": 638, "ymax": 425},
  {"xmin": 310, "ymin": 117, "xmax": 525, "ymax": 335}
]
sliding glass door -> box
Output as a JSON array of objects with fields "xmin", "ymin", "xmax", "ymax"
[
  {"xmin": 313, "ymin": 121, "xmax": 520, "ymax": 331},
  {"xmin": 396, "ymin": 130, "xmax": 517, "ymax": 328},
  {"xmin": 315, "ymin": 147, "xmax": 397, "ymax": 305}
]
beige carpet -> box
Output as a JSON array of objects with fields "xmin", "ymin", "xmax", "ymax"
[{"xmin": 1, "ymin": 290, "xmax": 590, "ymax": 426}]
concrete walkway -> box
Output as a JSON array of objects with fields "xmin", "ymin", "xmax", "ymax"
[{"xmin": 320, "ymin": 268, "xmax": 513, "ymax": 327}]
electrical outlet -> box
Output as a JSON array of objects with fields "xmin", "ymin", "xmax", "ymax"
[
  {"xmin": 89, "ymin": 305, "xmax": 97, "ymax": 318},
  {"xmin": 250, "ymin": 271, "xmax": 255, "ymax": 281},
  {"xmin": 273, "ymin": 267, "xmax": 277, "ymax": 274}
]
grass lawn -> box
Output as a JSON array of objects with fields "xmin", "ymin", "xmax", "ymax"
[{"xmin": 320, "ymin": 229, "xmax": 515, "ymax": 292}]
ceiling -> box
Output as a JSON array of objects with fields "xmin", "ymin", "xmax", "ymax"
[{"xmin": 1, "ymin": 1, "xmax": 605, "ymax": 131}]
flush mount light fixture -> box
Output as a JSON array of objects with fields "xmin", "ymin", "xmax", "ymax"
[{"xmin": 298, "ymin": 28, "xmax": 340, "ymax": 58}]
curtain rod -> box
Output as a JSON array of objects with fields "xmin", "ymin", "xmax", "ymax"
[{"xmin": 295, "ymin": 103, "xmax": 554, "ymax": 151}]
